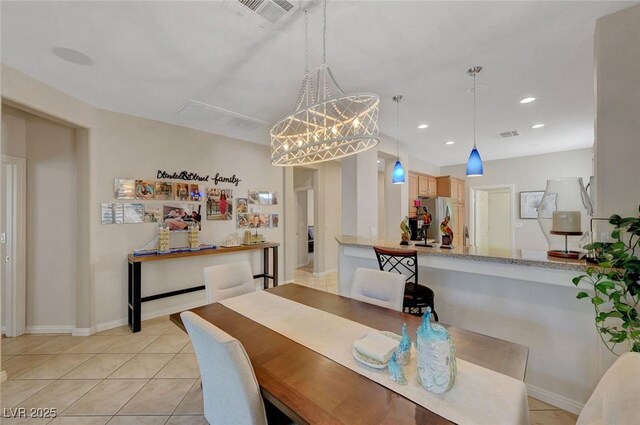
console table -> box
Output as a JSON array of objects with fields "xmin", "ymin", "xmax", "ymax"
[{"xmin": 127, "ymin": 242, "xmax": 279, "ymax": 332}]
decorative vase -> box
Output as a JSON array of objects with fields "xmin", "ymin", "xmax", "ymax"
[
  {"xmin": 396, "ymin": 323, "xmax": 411, "ymax": 365},
  {"xmin": 416, "ymin": 307, "xmax": 456, "ymax": 393},
  {"xmin": 537, "ymin": 177, "xmax": 593, "ymax": 259}
]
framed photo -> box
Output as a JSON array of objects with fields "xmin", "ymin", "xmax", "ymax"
[
  {"xmin": 162, "ymin": 203, "xmax": 201, "ymax": 230},
  {"xmin": 236, "ymin": 198, "xmax": 248, "ymax": 213},
  {"xmin": 206, "ymin": 188, "xmax": 233, "ymax": 220},
  {"xmin": 114, "ymin": 178, "xmax": 135, "ymax": 200},
  {"xmin": 175, "ymin": 183, "xmax": 190, "ymax": 202},
  {"xmin": 123, "ymin": 203, "xmax": 145, "ymax": 224},
  {"xmin": 519, "ymin": 191, "xmax": 545, "ymax": 219},
  {"xmin": 271, "ymin": 214, "xmax": 279, "ymax": 228},
  {"xmin": 236, "ymin": 213, "xmax": 270, "ymax": 229},
  {"xmin": 135, "ymin": 180, "xmax": 155, "ymax": 200},
  {"xmin": 189, "ymin": 184, "xmax": 203, "ymax": 202},
  {"xmin": 143, "ymin": 206, "xmax": 162, "ymax": 223},
  {"xmin": 248, "ymin": 190, "xmax": 278, "ymax": 205},
  {"xmin": 155, "ymin": 181, "xmax": 174, "ymax": 200}
]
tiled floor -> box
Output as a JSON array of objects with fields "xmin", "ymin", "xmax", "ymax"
[{"xmin": 1, "ymin": 272, "xmax": 578, "ymax": 425}]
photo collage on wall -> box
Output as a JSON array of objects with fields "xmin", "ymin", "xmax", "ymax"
[
  {"xmin": 106, "ymin": 178, "xmax": 205, "ymax": 227},
  {"xmin": 108, "ymin": 179, "xmax": 279, "ymax": 230},
  {"xmin": 237, "ymin": 190, "xmax": 278, "ymax": 229}
]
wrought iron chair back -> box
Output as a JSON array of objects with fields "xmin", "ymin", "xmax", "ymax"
[{"xmin": 373, "ymin": 246, "xmax": 438, "ymax": 319}]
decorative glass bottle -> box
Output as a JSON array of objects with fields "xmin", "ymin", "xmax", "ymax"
[
  {"xmin": 537, "ymin": 177, "xmax": 593, "ymax": 259},
  {"xmin": 416, "ymin": 307, "xmax": 457, "ymax": 393},
  {"xmin": 396, "ymin": 323, "xmax": 411, "ymax": 365}
]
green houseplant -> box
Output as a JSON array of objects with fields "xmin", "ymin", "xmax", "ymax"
[{"xmin": 573, "ymin": 206, "xmax": 640, "ymax": 354}]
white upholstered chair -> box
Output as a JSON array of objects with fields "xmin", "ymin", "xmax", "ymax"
[
  {"xmin": 350, "ymin": 267, "xmax": 406, "ymax": 312},
  {"xmin": 577, "ymin": 352, "xmax": 640, "ymax": 425},
  {"xmin": 181, "ymin": 311, "xmax": 268, "ymax": 425},
  {"xmin": 204, "ymin": 261, "xmax": 256, "ymax": 303}
]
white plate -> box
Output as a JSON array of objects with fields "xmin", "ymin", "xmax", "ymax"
[{"xmin": 352, "ymin": 331, "xmax": 401, "ymax": 369}]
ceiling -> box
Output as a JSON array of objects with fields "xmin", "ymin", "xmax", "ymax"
[{"xmin": 1, "ymin": 1, "xmax": 637, "ymax": 166}]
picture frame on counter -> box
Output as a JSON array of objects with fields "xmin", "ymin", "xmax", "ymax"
[{"xmin": 519, "ymin": 191, "xmax": 545, "ymax": 219}]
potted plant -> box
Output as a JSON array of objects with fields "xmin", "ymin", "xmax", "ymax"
[{"xmin": 573, "ymin": 206, "xmax": 640, "ymax": 354}]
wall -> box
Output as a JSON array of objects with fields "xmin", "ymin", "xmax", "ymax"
[
  {"xmin": 1, "ymin": 65, "xmax": 284, "ymax": 331},
  {"xmin": 442, "ymin": 148, "xmax": 593, "ymax": 251},
  {"xmin": 408, "ymin": 156, "xmax": 441, "ymax": 176},
  {"xmin": 594, "ymin": 4, "xmax": 640, "ymax": 218},
  {"xmin": 1, "ymin": 107, "xmax": 78, "ymax": 330}
]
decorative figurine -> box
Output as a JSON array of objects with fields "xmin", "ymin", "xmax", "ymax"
[
  {"xmin": 416, "ymin": 307, "xmax": 457, "ymax": 393},
  {"xmin": 396, "ymin": 323, "xmax": 412, "ymax": 365},
  {"xmin": 388, "ymin": 352, "xmax": 408, "ymax": 386},
  {"xmin": 400, "ymin": 216, "xmax": 411, "ymax": 246},
  {"xmin": 440, "ymin": 215, "xmax": 454, "ymax": 247}
]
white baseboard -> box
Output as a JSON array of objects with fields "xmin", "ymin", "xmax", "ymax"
[
  {"xmin": 72, "ymin": 327, "xmax": 97, "ymax": 337},
  {"xmin": 25, "ymin": 325, "xmax": 74, "ymax": 334},
  {"xmin": 526, "ymin": 383, "xmax": 584, "ymax": 415},
  {"xmin": 313, "ymin": 268, "xmax": 337, "ymax": 278},
  {"xmin": 95, "ymin": 299, "xmax": 209, "ymax": 333}
]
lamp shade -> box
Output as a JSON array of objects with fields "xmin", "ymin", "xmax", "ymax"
[
  {"xmin": 393, "ymin": 160, "xmax": 405, "ymax": 184},
  {"xmin": 466, "ymin": 147, "xmax": 483, "ymax": 177}
]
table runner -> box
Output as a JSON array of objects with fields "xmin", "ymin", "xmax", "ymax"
[{"xmin": 220, "ymin": 290, "xmax": 530, "ymax": 425}]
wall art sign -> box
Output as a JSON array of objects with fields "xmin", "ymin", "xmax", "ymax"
[{"xmin": 156, "ymin": 170, "xmax": 242, "ymax": 186}]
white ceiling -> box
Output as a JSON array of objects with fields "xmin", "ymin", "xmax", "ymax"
[{"xmin": 1, "ymin": 0, "xmax": 637, "ymax": 166}]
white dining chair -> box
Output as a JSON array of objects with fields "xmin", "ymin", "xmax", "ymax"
[
  {"xmin": 350, "ymin": 267, "xmax": 406, "ymax": 312},
  {"xmin": 204, "ymin": 261, "xmax": 256, "ymax": 303},
  {"xmin": 577, "ymin": 352, "xmax": 640, "ymax": 425},
  {"xmin": 181, "ymin": 311, "xmax": 268, "ymax": 425}
]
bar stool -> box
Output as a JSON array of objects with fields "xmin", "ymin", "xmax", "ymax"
[{"xmin": 373, "ymin": 246, "xmax": 439, "ymax": 320}]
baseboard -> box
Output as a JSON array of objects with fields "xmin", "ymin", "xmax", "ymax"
[
  {"xmin": 313, "ymin": 268, "xmax": 337, "ymax": 278},
  {"xmin": 526, "ymin": 383, "xmax": 584, "ymax": 415},
  {"xmin": 72, "ymin": 327, "xmax": 97, "ymax": 337},
  {"xmin": 25, "ymin": 325, "xmax": 74, "ymax": 334},
  {"xmin": 95, "ymin": 299, "xmax": 209, "ymax": 333}
]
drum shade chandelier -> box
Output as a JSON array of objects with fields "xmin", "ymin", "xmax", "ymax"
[
  {"xmin": 270, "ymin": 0, "xmax": 380, "ymax": 166},
  {"xmin": 466, "ymin": 66, "xmax": 484, "ymax": 177}
]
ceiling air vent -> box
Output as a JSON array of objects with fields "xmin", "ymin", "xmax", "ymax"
[
  {"xmin": 494, "ymin": 130, "xmax": 520, "ymax": 139},
  {"xmin": 177, "ymin": 99, "xmax": 269, "ymax": 133},
  {"xmin": 222, "ymin": 0, "xmax": 297, "ymax": 27}
]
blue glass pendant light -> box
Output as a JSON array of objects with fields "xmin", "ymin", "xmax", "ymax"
[
  {"xmin": 466, "ymin": 66, "xmax": 484, "ymax": 177},
  {"xmin": 392, "ymin": 95, "xmax": 405, "ymax": 184}
]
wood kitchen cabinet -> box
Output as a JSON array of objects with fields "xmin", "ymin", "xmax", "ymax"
[
  {"xmin": 418, "ymin": 175, "xmax": 437, "ymax": 197},
  {"xmin": 408, "ymin": 173, "xmax": 419, "ymax": 217}
]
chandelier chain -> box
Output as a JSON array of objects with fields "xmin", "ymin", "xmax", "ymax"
[
  {"xmin": 473, "ymin": 71, "xmax": 476, "ymax": 148},
  {"xmin": 322, "ymin": 0, "xmax": 327, "ymax": 64},
  {"xmin": 304, "ymin": 9, "xmax": 309, "ymax": 74},
  {"xmin": 396, "ymin": 98, "xmax": 400, "ymax": 158}
]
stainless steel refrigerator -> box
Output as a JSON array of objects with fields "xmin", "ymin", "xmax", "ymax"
[{"xmin": 415, "ymin": 197, "xmax": 456, "ymax": 248}]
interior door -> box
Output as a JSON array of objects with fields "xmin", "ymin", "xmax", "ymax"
[
  {"xmin": 474, "ymin": 190, "xmax": 489, "ymax": 249},
  {"xmin": 2, "ymin": 158, "xmax": 26, "ymax": 337},
  {"xmin": 487, "ymin": 190, "xmax": 512, "ymax": 251},
  {"xmin": 296, "ymin": 190, "xmax": 309, "ymax": 268}
]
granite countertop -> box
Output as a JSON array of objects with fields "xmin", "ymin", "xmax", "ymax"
[{"xmin": 336, "ymin": 235, "xmax": 589, "ymax": 272}]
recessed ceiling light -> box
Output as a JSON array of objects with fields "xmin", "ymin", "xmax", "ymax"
[
  {"xmin": 531, "ymin": 123, "xmax": 545, "ymax": 129},
  {"xmin": 445, "ymin": 141, "xmax": 455, "ymax": 145},
  {"xmin": 417, "ymin": 124, "xmax": 429, "ymax": 129},
  {"xmin": 377, "ymin": 160, "xmax": 381, "ymax": 163},
  {"xmin": 51, "ymin": 47, "xmax": 93, "ymax": 65},
  {"xmin": 520, "ymin": 97, "xmax": 536, "ymax": 104}
]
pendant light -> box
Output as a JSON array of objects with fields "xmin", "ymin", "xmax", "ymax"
[
  {"xmin": 392, "ymin": 95, "xmax": 405, "ymax": 184},
  {"xmin": 270, "ymin": 0, "xmax": 380, "ymax": 166},
  {"xmin": 466, "ymin": 66, "xmax": 483, "ymax": 177}
]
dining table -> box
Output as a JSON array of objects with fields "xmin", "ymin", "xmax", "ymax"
[{"xmin": 170, "ymin": 283, "xmax": 529, "ymax": 425}]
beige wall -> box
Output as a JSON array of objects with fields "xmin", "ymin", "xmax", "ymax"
[
  {"xmin": 442, "ymin": 148, "xmax": 593, "ymax": 251},
  {"xmin": 594, "ymin": 5, "xmax": 640, "ymax": 218},
  {"xmin": 1, "ymin": 106, "xmax": 78, "ymax": 329},
  {"xmin": 2, "ymin": 65, "xmax": 284, "ymax": 330}
]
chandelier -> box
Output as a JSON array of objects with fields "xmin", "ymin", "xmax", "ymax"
[{"xmin": 270, "ymin": 1, "xmax": 380, "ymax": 166}]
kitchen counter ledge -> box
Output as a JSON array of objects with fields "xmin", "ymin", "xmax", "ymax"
[{"xmin": 336, "ymin": 235, "xmax": 588, "ymax": 273}]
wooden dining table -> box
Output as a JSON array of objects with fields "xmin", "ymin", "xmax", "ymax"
[{"xmin": 170, "ymin": 284, "xmax": 529, "ymax": 425}]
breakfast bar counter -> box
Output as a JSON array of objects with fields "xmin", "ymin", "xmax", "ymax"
[{"xmin": 336, "ymin": 235, "xmax": 600, "ymax": 415}]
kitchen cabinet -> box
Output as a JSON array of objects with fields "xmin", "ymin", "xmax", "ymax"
[
  {"xmin": 418, "ymin": 175, "xmax": 437, "ymax": 197},
  {"xmin": 408, "ymin": 173, "xmax": 419, "ymax": 218}
]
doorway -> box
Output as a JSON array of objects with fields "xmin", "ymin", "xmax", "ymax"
[
  {"xmin": 293, "ymin": 167, "xmax": 317, "ymax": 273},
  {"xmin": 1, "ymin": 156, "xmax": 27, "ymax": 337},
  {"xmin": 470, "ymin": 185, "xmax": 515, "ymax": 251}
]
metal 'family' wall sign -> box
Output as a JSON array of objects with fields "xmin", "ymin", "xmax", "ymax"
[{"xmin": 156, "ymin": 170, "xmax": 242, "ymax": 186}]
